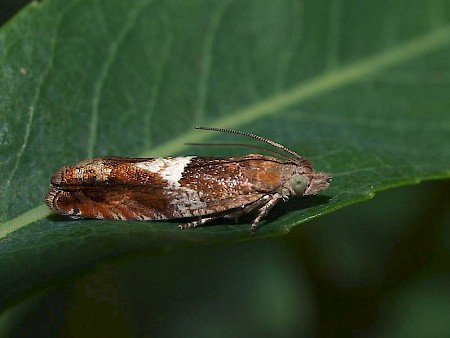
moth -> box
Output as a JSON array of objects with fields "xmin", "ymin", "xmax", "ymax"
[{"xmin": 45, "ymin": 127, "xmax": 331, "ymax": 232}]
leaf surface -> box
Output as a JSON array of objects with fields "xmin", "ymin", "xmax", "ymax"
[{"xmin": 0, "ymin": 0, "xmax": 449, "ymax": 308}]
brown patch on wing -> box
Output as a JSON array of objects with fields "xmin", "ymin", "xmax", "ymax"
[
  {"xmin": 46, "ymin": 185, "xmax": 171, "ymax": 220},
  {"xmin": 46, "ymin": 157, "xmax": 173, "ymax": 220},
  {"xmin": 175, "ymin": 155, "xmax": 286, "ymax": 214},
  {"xmin": 46, "ymin": 155, "xmax": 289, "ymax": 220},
  {"xmin": 50, "ymin": 157, "xmax": 168, "ymax": 187}
]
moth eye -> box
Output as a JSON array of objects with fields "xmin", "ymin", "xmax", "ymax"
[{"xmin": 290, "ymin": 174, "xmax": 309, "ymax": 194}]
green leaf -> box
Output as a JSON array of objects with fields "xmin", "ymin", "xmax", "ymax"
[{"xmin": 0, "ymin": 0, "xmax": 449, "ymax": 309}]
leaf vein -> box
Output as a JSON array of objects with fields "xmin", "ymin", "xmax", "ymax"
[
  {"xmin": 193, "ymin": 0, "xmax": 233, "ymax": 125},
  {"xmin": 87, "ymin": 0, "xmax": 155, "ymax": 157},
  {"xmin": 144, "ymin": 31, "xmax": 175, "ymax": 149},
  {"xmin": 1, "ymin": 1, "xmax": 80, "ymax": 217},
  {"xmin": 2, "ymin": 24, "xmax": 450, "ymax": 238}
]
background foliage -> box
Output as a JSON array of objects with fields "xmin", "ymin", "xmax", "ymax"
[{"xmin": 0, "ymin": 0, "xmax": 449, "ymax": 336}]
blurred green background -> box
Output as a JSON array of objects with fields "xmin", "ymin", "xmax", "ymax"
[
  {"xmin": 1, "ymin": 1, "xmax": 449, "ymax": 337},
  {"xmin": 2, "ymin": 180, "xmax": 449, "ymax": 337}
]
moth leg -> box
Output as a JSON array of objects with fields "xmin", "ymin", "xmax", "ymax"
[
  {"xmin": 223, "ymin": 195, "xmax": 271, "ymax": 222},
  {"xmin": 178, "ymin": 216, "xmax": 218, "ymax": 230},
  {"xmin": 250, "ymin": 193, "xmax": 283, "ymax": 233}
]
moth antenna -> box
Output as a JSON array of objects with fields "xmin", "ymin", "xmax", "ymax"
[
  {"xmin": 185, "ymin": 142, "xmax": 294, "ymax": 162},
  {"xmin": 194, "ymin": 127, "xmax": 304, "ymax": 162}
]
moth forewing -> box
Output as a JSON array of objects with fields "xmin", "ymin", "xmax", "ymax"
[{"xmin": 45, "ymin": 128, "xmax": 331, "ymax": 232}]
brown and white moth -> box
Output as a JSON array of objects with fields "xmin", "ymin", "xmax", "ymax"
[{"xmin": 45, "ymin": 127, "xmax": 331, "ymax": 232}]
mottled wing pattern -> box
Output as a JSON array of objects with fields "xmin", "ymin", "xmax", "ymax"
[
  {"xmin": 46, "ymin": 155, "xmax": 286, "ymax": 220},
  {"xmin": 46, "ymin": 156, "xmax": 172, "ymax": 220},
  {"xmin": 46, "ymin": 185, "xmax": 172, "ymax": 220},
  {"xmin": 171, "ymin": 156, "xmax": 285, "ymax": 217}
]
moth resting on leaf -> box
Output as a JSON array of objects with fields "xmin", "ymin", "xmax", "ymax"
[{"xmin": 45, "ymin": 127, "xmax": 331, "ymax": 233}]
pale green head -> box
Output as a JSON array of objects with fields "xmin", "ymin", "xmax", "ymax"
[
  {"xmin": 290, "ymin": 172, "xmax": 331, "ymax": 196},
  {"xmin": 290, "ymin": 174, "xmax": 309, "ymax": 195}
]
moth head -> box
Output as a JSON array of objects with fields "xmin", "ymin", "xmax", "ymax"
[{"xmin": 290, "ymin": 172, "xmax": 331, "ymax": 196}]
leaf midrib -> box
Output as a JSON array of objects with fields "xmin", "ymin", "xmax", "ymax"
[{"xmin": 1, "ymin": 25, "xmax": 450, "ymax": 239}]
